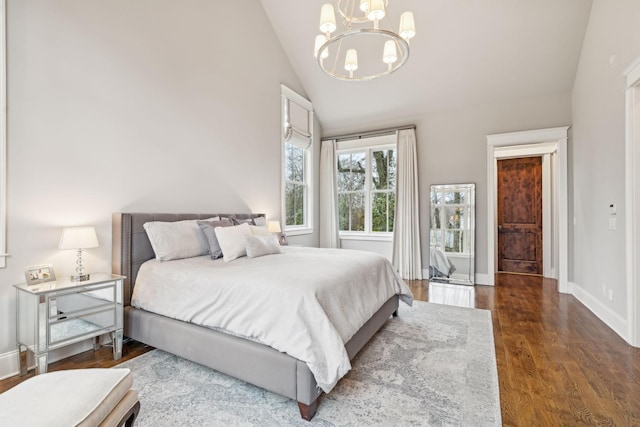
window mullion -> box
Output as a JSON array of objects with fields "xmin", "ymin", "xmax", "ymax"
[{"xmin": 365, "ymin": 149, "xmax": 371, "ymax": 234}]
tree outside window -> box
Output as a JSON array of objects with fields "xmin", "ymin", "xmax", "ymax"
[
  {"xmin": 337, "ymin": 146, "xmax": 396, "ymax": 234},
  {"xmin": 284, "ymin": 142, "xmax": 306, "ymax": 227}
]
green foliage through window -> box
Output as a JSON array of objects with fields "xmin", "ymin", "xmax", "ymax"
[
  {"xmin": 284, "ymin": 143, "xmax": 306, "ymax": 227},
  {"xmin": 337, "ymin": 146, "xmax": 396, "ymax": 234}
]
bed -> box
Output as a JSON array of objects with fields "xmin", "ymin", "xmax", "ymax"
[{"xmin": 112, "ymin": 212, "xmax": 412, "ymax": 420}]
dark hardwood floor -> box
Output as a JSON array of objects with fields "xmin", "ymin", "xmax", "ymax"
[
  {"xmin": 409, "ymin": 274, "xmax": 640, "ymax": 426},
  {"xmin": 2, "ymin": 273, "xmax": 639, "ymax": 425}
]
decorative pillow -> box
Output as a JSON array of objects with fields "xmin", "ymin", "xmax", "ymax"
[
  {"xmin": 246, "ymin": 235, "xmax": 282, "ymax": 259},
  {"xmin": 197, "ymin": 219, "xmax": 235, "ymax": 259},
  {"xmin": 250, "ymin": 225, "xmax": 271, "ymax": 236},
  {"xmin": 214, "ymin": 223, "xmax": 252, "ymax": 262},
  {"xmin": 253, "ymin": 216, "xmax": 267, "ymax": 227},
  {"xmin": 143, "ymin": 219, "xmax": 213, "ymax": 261}
]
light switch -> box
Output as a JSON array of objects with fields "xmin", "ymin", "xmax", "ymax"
[{"xmin": 609, "ymin": 204, "xmax": 617, "ymax": 215}]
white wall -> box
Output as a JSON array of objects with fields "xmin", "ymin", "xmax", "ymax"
[
  {"xmin": 571, "ymin": 0, "xmax": 640, "ymax": 338},
  {"xmin": 0, "ymin": 0, "xmax": 313, "ymax": 371}
]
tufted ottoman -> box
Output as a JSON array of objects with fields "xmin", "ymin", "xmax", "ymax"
[{"xmin": 0, "ymin": 368, "xmax": 139, "ymax": 427}]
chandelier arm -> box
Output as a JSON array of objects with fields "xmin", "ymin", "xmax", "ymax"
[
  {"xmin": 330, "ymin": 37, "xmax": 345, "ymax": 76},
  {"xmin": 336, "ymin": 0, "xmax": 389, "ymax": 24},
  {"xmin": 316, "ymin": 28, "xmax": 410, "ymax": 81}
]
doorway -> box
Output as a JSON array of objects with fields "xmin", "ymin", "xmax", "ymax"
[
  {"xmin": 497, "ymin": 157, "xmax": 543, "ymax": 275},
  {"xmin": 624, "ymin": 56, "xmax": 640, "ymax": 347},
  {"xmin": 486, "ymin": 127, "xmax": 569, "ymax": 292}
]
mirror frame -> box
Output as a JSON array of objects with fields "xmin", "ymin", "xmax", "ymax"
[{"xmin": 428, "ymin": 183, "xmax": 475, "ymax": 285}]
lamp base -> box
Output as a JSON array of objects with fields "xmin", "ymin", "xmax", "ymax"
[{"xmin": 70, "ymin": 273, "xmax": 90, "ymax": 282}]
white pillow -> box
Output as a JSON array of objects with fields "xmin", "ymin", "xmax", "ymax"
[
  {"xmin": 250, "ymin": 225, "xmax": 271, "ymax": 236},
  {"xmin": 253, "ymin": 216, "xmax": 267, "ymax": 226},
  {"xmin": 214, "ymin": 223, "xmax": 252, "ymax": 262},
  {"xmin": 143, "ymin": 219, "xmax": 213, "ymax": 261},
  {"xmin": 246, "ymin": 235, "xmax": 282, "ymax": 258}
]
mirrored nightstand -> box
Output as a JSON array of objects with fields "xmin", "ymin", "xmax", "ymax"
[{"xmin": 14, "ymin": 273, "xmax": 125, "ymax": 375}]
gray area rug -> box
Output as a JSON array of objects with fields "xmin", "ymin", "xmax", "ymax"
[{"xmin": 117, "ymin": 301, "xmax": 501, "ymax": 426}]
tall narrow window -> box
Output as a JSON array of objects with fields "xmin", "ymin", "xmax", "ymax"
[
  {"xmin": 336, "ymin": 135, "xmax": 396, "ymax": 237},
  {"xmin": 0, "ymin": 0, "xmax": 7, "ymax": 268},
  {"xmin": 281, "ymin": 85, "xmax": 314, "ymax": 235}
]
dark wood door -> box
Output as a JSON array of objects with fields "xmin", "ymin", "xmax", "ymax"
[{"xmin": 497, "ymin": 157, "xmax": 543, "ymax": 275}]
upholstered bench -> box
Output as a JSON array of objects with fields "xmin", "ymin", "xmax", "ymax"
[{"xmin": 0, "ymin": 368, "xmax": 139, "ymax": 427}]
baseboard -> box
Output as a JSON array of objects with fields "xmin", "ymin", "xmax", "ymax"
[
  {"xmin": 0, "ymin": 349, "xmax": 21, "ymax": 381},
  {"xmin": 568, "ymin": 281, "xmax": 629, "ymax": 343},
  {"xmin": 0, "ymin": 339, "xmax": 94, "ymax": 381},
  {"xmin": 474, "ymin": 274, "xmax": 490, "ymax": 285}
]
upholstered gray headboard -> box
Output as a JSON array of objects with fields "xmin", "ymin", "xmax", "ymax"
[{"xmin": 112, "ymin": 212, "xmax": 264, "ymax": 306}]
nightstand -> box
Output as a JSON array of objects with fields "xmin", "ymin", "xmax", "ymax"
[{"xmin": 14, "ymin": 273, "xmax": 125, "ymax": 375}]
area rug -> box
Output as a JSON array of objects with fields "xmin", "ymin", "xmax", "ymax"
[{"xmin": 117, "ymin": 301, "xmax": 501, "ymax": 426}]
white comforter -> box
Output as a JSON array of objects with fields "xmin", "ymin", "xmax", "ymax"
[{"xmin": 131, "ymin": 246, "xmax": 413, "ymax": 392}]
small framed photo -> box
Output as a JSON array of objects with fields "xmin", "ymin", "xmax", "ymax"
[
  {"xmin": 24, "ymin": 264, "xmax": 56, "ymax": 286},
  {"xmin": 278, "ymin": 233, "xmax": 288, "ymax": 246}
]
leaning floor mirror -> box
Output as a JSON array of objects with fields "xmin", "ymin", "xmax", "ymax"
[{"xmin": 429, "ymin": 183, "xmax": 475, "ymax": 285}]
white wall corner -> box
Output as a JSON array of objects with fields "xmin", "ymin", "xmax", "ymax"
[
  {"xmin": 568, "ymin": 281, "xmax": 630, "ymax": 345},
  {"xmin": 474, "ymin": 273, "xmax": 491, "ymax": 286}
]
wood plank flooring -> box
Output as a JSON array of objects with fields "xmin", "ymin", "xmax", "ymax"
[{"xmin": 2, "ymin": 273, "xmax": 639, "ymax": 425}]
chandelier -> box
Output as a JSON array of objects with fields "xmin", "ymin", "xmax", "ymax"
[{"xmin": 314, "ymin": 0, "xmax": 416, "ymax": 81}]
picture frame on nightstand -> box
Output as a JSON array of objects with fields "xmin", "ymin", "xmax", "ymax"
[
  {"xmin": 24, "ymin": 263, "xmax": 56, "ymax": 285},
  {"xmin": 278, "ymin": 233, "xmax": 288, "ymax": 246}
]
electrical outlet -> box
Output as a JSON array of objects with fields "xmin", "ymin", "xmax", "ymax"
[
  {"xmin": 609, "ymin": 217, "xmax": 616, "ymax": 230},
  {"xmin": 608, "ymin": 289, "xmax": 614, "ymax": 302}
]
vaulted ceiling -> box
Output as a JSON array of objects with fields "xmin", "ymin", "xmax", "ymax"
[{"xmin": 260, "ymin": 0, "xmax": 593, "ymax": 134}]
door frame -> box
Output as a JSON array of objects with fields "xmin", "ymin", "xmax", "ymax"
[
  {"xmin": 624, "ymin": 56, "xmax": 640, "ymax": 347},
  {"xmin": 486, "ymin": 127, "xmax": 569, "ymax": 292}
]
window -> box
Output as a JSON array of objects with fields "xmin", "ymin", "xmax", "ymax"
[
  {"xmin": 284, "ymin": 143, "xmax": 306, "ymax": 227},
  {"xmin": 0, "ymin": 0, "xmax": 6, "ymax": 268},
  {"xmin": 281, "ymin": 85, "xmax": 313, "ymax": 235},
  {"xmin": 337, "ymin": 135, "xmax": 396, "ymax": 237},
  {"xmin": 430, "ymin": 185, "xmax": 472, "ymax": 254}
]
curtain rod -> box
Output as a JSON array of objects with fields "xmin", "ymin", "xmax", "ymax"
[{"xmin": 321, "ymin": 124, "xmax": 415, "ymax": 142}]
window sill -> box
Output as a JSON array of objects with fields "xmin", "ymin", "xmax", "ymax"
[
  {"xmin": 339, "ymin": 234, "xmax": 393, "ymax": 242},
  {"xmin": 285, "ymin": 227, "xmax": 314, "ymax": 236}
]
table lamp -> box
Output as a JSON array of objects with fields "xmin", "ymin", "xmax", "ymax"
[
  {"xmin": 267, "ymin": 221, "xmax": 287, "ymax": 245},
  {"xmin": 59, "ymin": 226, "xmax": 99, "ymax": 281}
]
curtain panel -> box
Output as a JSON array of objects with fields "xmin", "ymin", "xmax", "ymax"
[
  {"xmin": 392, "ymin": 129, "xmax": 423, "ymax": 279},
  {"xmin": 320, "ymin": 139, "xmax": 340, "ymax": 248}
]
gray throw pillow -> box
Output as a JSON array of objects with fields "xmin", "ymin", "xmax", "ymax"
[
  {"xmin": 230, "ymin": 216, "xmax": 256, "ymax": 226},
  {"xmin": 197, "ymin": 219, "xmax": 234, "ymax": 259}
]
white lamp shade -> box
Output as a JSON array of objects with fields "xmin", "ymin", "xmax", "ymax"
[
  {"xmin": 267, "ymin": 221, "xmax": 282, "ymax": 233},
  {"xmin": 359, "ymin": 0, "xmax": 369, "ymax": 12},
  {"xmin": 383, "ymin": 40, "xmax": 398, "ymax": 64},
  {"xmin": 59, "ymin": 227, "xmax": 99, "ymax": 250},
  {"xmin": 344, "ymin": 49, "xmax": 358, "ymax": 71},
  {"xmin": 399, "ymin": 11, "xmax": 416, "ymax": 40},
  {"xmin": 314, "ymin": 34, "xmax": 329, "ymax": 59},
  {"xmin": 319, "ymin": 4, "xmax": 336, "ymax": 34},
  {"xmin": 368, "ymin": 0, "xmax": 386, "ymax": 21}
]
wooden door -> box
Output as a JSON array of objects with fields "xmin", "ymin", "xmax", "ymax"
[{"xmin": 497, "ymin": 157, "xmax": 543, "ymax": 275}]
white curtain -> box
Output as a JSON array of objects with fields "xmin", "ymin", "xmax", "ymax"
[
  {"xmin": 320, "ymin": 139, "xmax": 340, "ymax": 248},
  {"xmin": 392, "ymin": 129, "xmax": 423, "ymax": 279}
]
